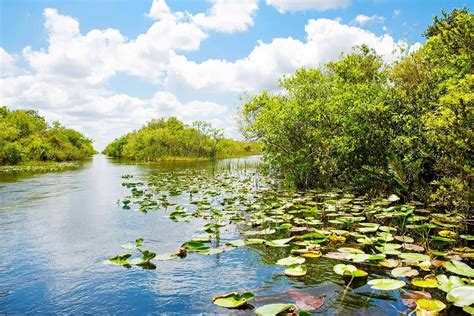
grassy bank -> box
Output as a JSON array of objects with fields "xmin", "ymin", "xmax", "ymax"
[{"xmin": 0, "ymin": 161, "xmax": 82, "ymax": 174}]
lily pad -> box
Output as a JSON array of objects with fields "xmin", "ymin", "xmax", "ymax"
[
  {"xmin": 436, "ymin": 274, "xmax": 465, "ymax": 292},
  {"xmin": 412, "ymin": 276, "xmax": 438, "ymax": 288},
  {"xmin": 446, "ymin": 286, "xmax": 474, "ymax": 307},
  {"xmin": 391, "ymin": 267, "xmax": 419, "ymax": 278},
  {"xmin": 255, "ymin": 303, "xmax": 295, "ymax": 316},
  {"xmin": 444, "ymin": 260, "xmax": 474, "ymax": 277},
  {"xmin": 401, "ymin": 291, "xmax": 432, "ymax": 308},
  {"xmin": 333, "ymin": 264, "xmax": 367, "ymax": 277},
  {"xmin": 276, "ymin": 256, "xmax": 306, "ymax": 266},
  {"xmin": 284, "ymin": 264, "xmax": 307, "ymax": 277},
  {"xmin": 107, "ymin": 253, "xmax": 131, "ymax": 266},
  {"xmin": 399, "ymin": 253, "xmax": 430, "ymax": 262},
  {"xmin": 415, "ymin": 299, "xmax": 446, "ymax": 315},
  {"xmin": 367, "ymin": 279, "xmax": 406, "ymax": 290},
  {"xmin": 121, "ymin": 238, "xmax": 144, "ymax": 249},
  {"xmin": 212, "ymin": 291, "xmax": 255, "ymax": 309},
  {"xmin": 265, "ymin": 237, "xmax": 294, "ymax": 247}
]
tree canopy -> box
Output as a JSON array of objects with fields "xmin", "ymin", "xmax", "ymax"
[
  {"xmin": 103, "ymin": 117, "xmax": 262, "ymax": 161},
  {"xmin": 0, "ymin": 106, "xmax": 96, "ymax": 165},
  {"xmin": 240, "ymin": 8, "xmax": 473, "ymax": 212}
]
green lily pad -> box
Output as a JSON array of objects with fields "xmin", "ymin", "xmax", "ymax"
[
  {"xmin": 129, "ymin": 250, "xmax": 156, "ymax": 266},
  {"xmin": 391, "ymin": 267, "xmax": 419, "ymax": 278},
  {"xmin": 338, "ymin": 247, "xmax": 365, "ymax": 254},
  {"xmin": 463, "ymin": 305, "xmax": 474, "ymax": 314},
  {"xmin": 333, "ymin": 264, "xmax": 367, "ymax": 277},
  {"xmin": 265, "ymin": 237, "xmax": 294, "ymax": 247},
  {"xmin": 444, "ymin": 260, "xmax": 474, "ymax": 277},
  {"xmin": 255, "ymin": 303, "xmax": 295, "ymax": 316},
  {"xmin": 460, "ymin": 235, "xmax": 474, "ymax": 241},
  {"xmin": 245, "ymin": 238, "xmax": 266, "ymax": 245},
  {"xmin": 412, "ymin": 276, "xmax": 438, "ymax": 288},
  {"xmin": 181, "ymin": 241, "xmax": 210, "ymax": 252},
  {"xmin": 436, "ymin": 274, "xmax": 465, "ymax": 292},
  {"xmin": 276, "ymin": 256, "xmax": 305, "ymax": 266},
  {"xmin": 415, "ymin": 299, "xmax": 446, "ymax": 314},
  {"xmin": 398, "ymin": 253, "xmax": 430, "ymax": 262},
  {"xmin": 447, "ymin": 286, "xmax": 474, "ymax": 307},
  {"xmin": 212, "ymin": 291, "xmax": 255, "ymax": 309},
  {"xmin": 367, "ymin": 279, "xmax": 406, "ymax": 290},
  {"xmin": 284, "ymin": 264, "xmax": 307, "ymax": 277},
  {"xmin": 107, "ymin": 253, "xmax": 131, "ymax": 266}
]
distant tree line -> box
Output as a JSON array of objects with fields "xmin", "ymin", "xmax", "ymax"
[
  {"xmin": 240, "ymin": 8, "xmax": 473, "ymax": 212},
  {"xmin": 103, "ymin": 117, "xmax": 263, "ymax": 160},
  {"xmin": 0, "ymin": 106, "xmax": 95, "ymax": 165}
]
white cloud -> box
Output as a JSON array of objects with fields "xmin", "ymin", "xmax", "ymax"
[
  {"xmin": 393, "ymin": 9, "xmax": 401, "ymax": 17},
  {"xmin": 193, "ymin": 0, "xmax": 258, "ymax": 33},
  {"xmin": 166, "ymin": 18, "xmax": 410, "ymax": 93},
  {"xmin": 0, "ymin": 48, "xmax": 19, "ymax": 77},
  {"xmin": 0, "ymin": 2, "xmax": 415, "ymax": 150},
  {"xmin": 353, "ymin": 14, "xmax": 385, "ymax": 25},
  {"xmin": 266, "ymin": 0, "xmax": 350, "ymax": 13},
  {"xmin": 147, "ymin": 0, "xmax": 172, "ymax": 20}
]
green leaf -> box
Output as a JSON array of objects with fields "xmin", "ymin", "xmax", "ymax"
[
  {"xmin": 398, "ymin": 253, "xmax": 430, "ymax": 262},
  {"xmin": 212, "ymin": 291, "xmax": 255, "ymax": 309},
  {"xmin": 107, "ymin": 253, "xmax": 131, "ymax": 266},
  {"xmin": 255, "ymin": 303, "xmax": 295, "ymax": 316},
  {"xmin": 391, "ymin": 267, "xmax": 419, "ymax": 277},
  {"xmin": 367, "ymin": 279, "xmax": 406, "ymax": 290},
  {"xmin": 436, "ymin": 274, "xmax": 465, "ymax": 292},
  {"xmin": 444, "ymin": 260, "xmax": 474, "ymax": 277},
  {"xmin": 415, "ymin": 299, "xmax": 446, "ymax": 314},
  {"xmin": 276, "ymin": 256, "xmax": 305, "ymax": 266},
  {"xmin": 411, "ymin": 276, "xmax": 438, "ymax": 288},
  {"xmin": 446, "ymin": 286, "xmax": 474, "ymax": 307},
  {"xmin": 284, "ymin": 264, "xmax": 307, "ymax": 277}
]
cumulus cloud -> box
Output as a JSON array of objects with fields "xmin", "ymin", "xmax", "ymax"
[
  {"xmin": 1, "ymin": 1, "xmax": 415, "ymax": 150},
  {"xmin": 166, "ymin": 18, "xmax": 410, "ymax": 93},
  {"xmin": 353, "ymin": 14, "xmax": 385, "ymax": 25},
  {"xmin": 266, "ymin": 0, "xmax": 350, "ymax": 13},
  {"xmin": 0, "ymin": 48, "xmax": 19, "ymax": 77},
  {"xmin": 193, "ymin": 0, "xmax": 258, "ymax": 33}
]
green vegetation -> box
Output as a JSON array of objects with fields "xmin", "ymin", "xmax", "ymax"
[
  {"xmin": 109, "ymin": 162, "xmax": 473, "ymax": 313},
  {"xmin": 103, "ymin": 117, "xmax": 262, "ymax": 161},
  {"xmin": 240, "ymin": 8, "xmax": 473, "ymax": 213},
  {"xmin": 0, "ymin": 106, "xmax": 95, "ymax": 165}
]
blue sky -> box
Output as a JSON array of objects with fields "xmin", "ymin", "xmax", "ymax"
[{"xmin": 0, "ymin": 0, "xmax": 470, "ymax": 149}]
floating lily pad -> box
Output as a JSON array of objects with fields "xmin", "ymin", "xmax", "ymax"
[
  {"xmin": 255, "ymin": 303, "xmax": 295, "ymax": 316},
  {"xmin": 367, "ymin": 279, "xmax": 406, "ymax": 290},
  {"xmin": 446, "ymin": 286, "xmax": 474, "ymax": 307},
  {"xmin": 415, "ymin": 299, "xmax": 446, "ymax": 314},
  {"xmin": 379, "ymin": 259, "xmax": 399, "ymax": 268},
  {"xmin": 437, "ymin": 274, "xmax": 465, "ymax": 292},
  {"xmin": 391, "ymin": 267, "xmax": 419, "ymax": 278},
  {"xmin": 398, "ymin": 253, "xmax": 430, "ymax": 262},
  {"xmin": 444, "ymin": 260, "xmax": 474, "ymax": 277},
  {"xmin": 333, "ymin": 264, "xmax": 367, "ymax": 277},
  {"xmin": 107, "ymin": 253, "xmax": 131, "ymax": 266},
  {"xmin": 212, "ymin": 291, "xmax": 254, "ymax": 309},
  {"xmin": 401, "ymin": 291, "xmax": 432, "ymax": 308},
  {"xmin": 265, "ymin": 237, "xmax": 294, "ymax": 247},
  {"xmin": 412, "ymin": 276, "xmax": 438, "ymax": 288},
  {"xmin": 276, "ymin": 256, "xmax": 305, "ymax": 266},
  {"xmin": 284, "ymin": 264, "xmax": 307, "ymax": 277},
  {"xmin": 338, "ymin": 247, "xmax": 365, "ymax": 254}
]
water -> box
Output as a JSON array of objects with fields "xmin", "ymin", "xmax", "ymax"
[{"xmin": 0, "ymin": 155, "xmax": 408, "ymax": 315}]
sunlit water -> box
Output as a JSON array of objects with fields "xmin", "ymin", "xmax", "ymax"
[{"xmin": 0, "ymin": 155, "xmax": 410, "ymax": 315}]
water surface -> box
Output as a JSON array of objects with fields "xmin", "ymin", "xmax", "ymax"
[{"xmin": 0, "ymin": 154, "xmax": 408, "ymax": 315}]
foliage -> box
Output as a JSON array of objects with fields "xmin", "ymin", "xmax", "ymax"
[
  {"xmin": 240, "ymin": 8, "xmax": 473, "ymax": 213},
  {"xmin": 103, "ymin": 117, "xmax": 262, "ymax": 161},
  {"xmin": 0, "ymin": 106, "xmax": 95, "ymax": 165}
]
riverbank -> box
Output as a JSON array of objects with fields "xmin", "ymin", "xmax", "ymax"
[{"xmin": 0, "ymin": 161, "xmax": 82, "ymax": 174}]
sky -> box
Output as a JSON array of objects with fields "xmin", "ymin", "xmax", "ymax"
[{"xmin": 0, "ymin": 0, "xmax": 470, "ymax": 150}]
